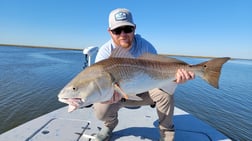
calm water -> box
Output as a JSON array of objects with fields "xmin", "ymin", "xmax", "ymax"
[{"xmin": 0, "ymin": 46, "xmax": 251, "ymax": 141}]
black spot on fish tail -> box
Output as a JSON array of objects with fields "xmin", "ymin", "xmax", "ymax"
[{"xmin": 73, "ymin": 87, "xmax": 78, "ymax": 91}]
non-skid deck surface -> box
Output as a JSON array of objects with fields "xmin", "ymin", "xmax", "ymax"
[{"xmin": 0, "ymin": 106, "xmax": 231, "ymax": 141}]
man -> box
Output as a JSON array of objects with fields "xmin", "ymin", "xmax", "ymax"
[{"xmin": 93, "ymin": 8, "xmax": 194, "ymax": 141}]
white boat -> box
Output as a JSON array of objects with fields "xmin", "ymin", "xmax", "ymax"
[{"xmin": 0, "ymin": 46, "xmax": 231, "ymax": 141}]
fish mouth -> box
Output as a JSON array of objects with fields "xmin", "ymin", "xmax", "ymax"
[{"xmin": 58, "ymin": 98, "xmax": 85, "ymax": 112}]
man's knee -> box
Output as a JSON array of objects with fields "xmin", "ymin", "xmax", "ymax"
[
  {"xmin": 93, "ymin": 104, "xmax": 108, "ymax": 121},
  {"xmin": 94, "ymin": 110, "xmax": 107, "ymax": 121},
  {"xmin": 149, "ymin": 88, "xmax": 173, "ymax": 103},
  {"xmin": 93, "ymin": 103, "xmax": 120, "ymax": 121}
]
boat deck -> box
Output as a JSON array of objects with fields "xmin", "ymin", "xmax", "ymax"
[{"xmin": 0, "ymin": 106, "xmax": 231, "ymax": 141}]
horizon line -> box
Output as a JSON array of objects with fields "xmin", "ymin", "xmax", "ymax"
[{"xmin": 1, "ymin": 43, "xmax": 249, "ymax": 60}]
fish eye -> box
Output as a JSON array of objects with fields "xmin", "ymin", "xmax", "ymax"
[{"xmin": 73, "ymin": 87, "xmax": 77, "ymax": 91}]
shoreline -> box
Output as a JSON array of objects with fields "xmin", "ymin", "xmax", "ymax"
[
  {"xmin": 0, "ymin": 43, "xmax": 82, "ymax": 51},
  {"xmin": 0, "ymin": 43, "xmax": 248, "ymax": 60}
]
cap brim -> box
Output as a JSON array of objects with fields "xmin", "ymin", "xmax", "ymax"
[{"xmin": 110, "ymin": 22, "xmax": 135, "ymax": 30}]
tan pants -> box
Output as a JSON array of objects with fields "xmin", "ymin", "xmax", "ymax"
[{"xmin": 93, "ymin": 88, "xmax": 175, "ymax": 140}]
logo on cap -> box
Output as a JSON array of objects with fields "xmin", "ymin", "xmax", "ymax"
[{"xmin": 115, "ymin": 12, "xmax": 127, "ymax": 21}]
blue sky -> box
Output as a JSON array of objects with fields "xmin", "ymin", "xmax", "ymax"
[{"xmin": 1, "ymin": 0, "xmax": 251, "ymax": 59}]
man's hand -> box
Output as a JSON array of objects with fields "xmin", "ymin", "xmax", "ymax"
[
  {"xmin": 101, "ymin": 91, "xmax": 122, "ymax": 104},
  {"xmin": 175, "ymin": 69, "xmax": 195, "ymax": 84}
]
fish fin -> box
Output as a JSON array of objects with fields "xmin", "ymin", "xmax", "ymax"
[
  {"xmin": 68, "ymin": 105, "xmax": 77, "ymax": 113},
  {"xmin": 114, "ymin": 83, "xmax": 129, "ymax": 99},
  {"xmin": 113, "ymin": 83, "xmax": 142, "ymax": 101},
  {"xmin": 127, "ymin": 95, "xmax": 143, "ymax": 101},
  {"xmin": 199, "ymin": 57, "xmax": 230, "ymax": 89},
  {"xmin": 110, "ymin": 47, "xmax": 134, "ymax": 58},
  {"xmin": 139, "ymin": 53, "xmax": 188, "ymax": 64},
  {"xmin": 110, "ymin": 47, "xmax": 187, "ymax": 65}
]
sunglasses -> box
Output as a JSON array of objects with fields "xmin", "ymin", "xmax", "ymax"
[{"xmin": 111, "ymin": 26, "xmax": 134, "ymax": 35}]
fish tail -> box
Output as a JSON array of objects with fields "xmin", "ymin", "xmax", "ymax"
[{"xmin": 198, "ymin": 57, "xmax": 230, "ymax": 89}]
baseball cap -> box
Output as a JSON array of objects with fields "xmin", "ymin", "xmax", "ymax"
[{"xmin": 109, "ymin": 8, "xmax": 135, "ymax": 30}]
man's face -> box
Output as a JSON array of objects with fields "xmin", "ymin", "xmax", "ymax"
[{"xmin": 109, "ymin": 26, "xmax": 135, "ymax": 49}]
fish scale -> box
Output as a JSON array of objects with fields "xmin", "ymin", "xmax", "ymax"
[{"xmin": 99, "ymin": 58, "xmax": 197, "ymax": 80}]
